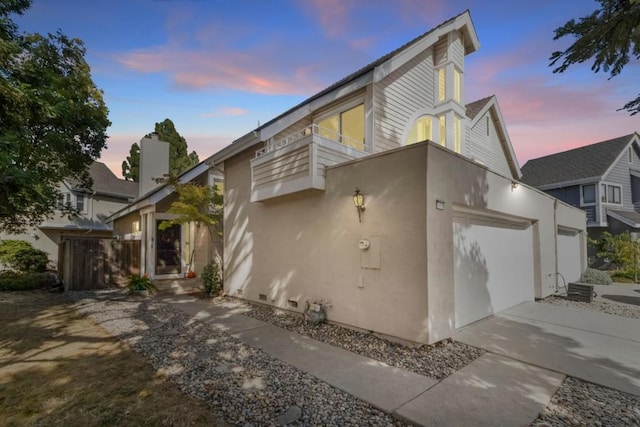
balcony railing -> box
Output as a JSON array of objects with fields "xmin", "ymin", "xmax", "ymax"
[{"xmin": 255, "ymin": 124, "xmax": 366, "ymax": 158}]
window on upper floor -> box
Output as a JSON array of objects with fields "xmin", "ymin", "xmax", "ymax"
[
  {"xmin": 629, "ymin": 147, "xmax": 633, "ymax": 163},
  {"xmin": 581, "ymin": 184, "xmax": 596, "ymax": 205},
  {"xmin": 453, "ymin": 69, "xmax": 461, "ymax": 103},
  {"xmin": 438, "ymin": 68, "xmax": 446, "ymax": 102},
  {"xmin": 438, "ymin": 115, "xmax": 446, "ymax": 147},
  {"xmin": 601, "ymin": 183, "xmax": 621, "ymax": 204},
  {"xmin": 486, "ymin": 116, "xmax": 490, "ymax": 136},
  {"xmin": 74, "ymin": 192, "xmax": 86, "ymax": 213},
  {"xmin": 316, "ymin": 103, "xmax": 365, "ymax": 151},
  {"xmin": 405, "ymin": 116, "xmax": 433, "ymax": 145},
  {"xmin": 454, "ymin": 116, "xmax": 461, "ymax": 154},
  {"xmin": 209, "ymin": 175, "xmax": 224, "ymax": 213}
]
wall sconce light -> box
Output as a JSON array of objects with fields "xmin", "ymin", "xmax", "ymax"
[
  {"xmin": 435, "ymin": 199, "xmax": 445, "ymax": 210},
  {"xmin": 511, "ymin": 181, "xmax": 519, "ymax": 191},
  {"xmin": 353, "ymin": 187, "xmax": 365, "ymax": 222}
]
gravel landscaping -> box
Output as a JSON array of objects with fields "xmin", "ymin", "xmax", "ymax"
[
  {"xmin": 233, "ymin": 298, "xmax": 484, "ymax": 380},
  {"xmin": 532, "ymin": 295, "xmax": 640, "ymax": 426},
  {"xmin": 70, "ymin": 290, "xmax": 410, "ymax": 426}
]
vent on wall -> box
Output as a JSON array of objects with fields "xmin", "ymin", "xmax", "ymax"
[
  {"xmin": 259, "ymin": 293, "xmax": 267, "ymax": 301},
  {"xmin": 237, "ymin": 289, "xmax": 243, "ymax": 295},
  {"xmin": 287, "ymin": 300, "xmax": 298, "ymax": 308}
]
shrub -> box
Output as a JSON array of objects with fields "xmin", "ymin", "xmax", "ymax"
[
  {"xmin": 581, "ymin": 268, "xmax": 613, "ymax": 286},
  {"xmin": 0, "ymin": 271, "xmax": 57, "ymax": 291},
  {"xmin": 202, "ymin": 259, "xmax": 222, "ymax": 296},
  {"xmin": 0, "ymin": 240, "xmax": 49, "ymax": 272},
  {"xmin": 127, "ymin": 274, "xmax": 155, "ymax": 293}
]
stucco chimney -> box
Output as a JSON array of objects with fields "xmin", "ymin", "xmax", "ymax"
[{"xmin": 139, "ymin": 134, "xmax": 169, "ymax": 197}]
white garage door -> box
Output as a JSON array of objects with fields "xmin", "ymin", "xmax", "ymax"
[
  {"xmin": 454, "ymin": 215, "xmax": 535, "ymax": 328},
  {"xmin": 557, "ymin": 228, "xmax": 582, "ymax": 284}
]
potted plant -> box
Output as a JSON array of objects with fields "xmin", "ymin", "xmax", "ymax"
[{"xmin": 127, "ymin": 274, "xmax": 155, "ymax": 296}]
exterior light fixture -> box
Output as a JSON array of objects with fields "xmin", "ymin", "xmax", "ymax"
[
  {"xmin": 435, "ymin": 199, "xmax": 445, "ymax": 210},
  {"xmin": 511, "ymin": 181, "xmax": 519, "ymax": 190},
  {"xmin": 353, "ymin": 188, "xmax": 365, "ymax": 222}
]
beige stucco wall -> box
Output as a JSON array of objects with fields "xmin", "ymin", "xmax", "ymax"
[
  {"xmin": 225, "ymin": 144, "xmax": 430, "ymax": 343},
  {"xmin": 224, "ymin": 141, "xmax": 587, "ymax": 344}
]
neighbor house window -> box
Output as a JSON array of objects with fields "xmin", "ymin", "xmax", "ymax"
[
  {"xmin": 57, "ymin": 193, "xmax": 65, "ymax": 210},
  {"xmin": 486, "ymin": 116, "xmax": 490, "ymax": 136},
  {"xmin": 454, "ymin": 116, "xmax": 461, "ymax": 154},
  {"xmin": 132, "ymin": 220, "xmax": 141, "ymax": 234},
  {"xmin": 316, "ymin": 103, "xmax": 365, "ymax": 151},
  {"xmin": 439, "ymin": 115, "xmax": 446, "ymax": 147},
  {"xmin": 74, "ymin": 192, "xmax": 85, "ymax": 213},
  {"xmin": 601, "ymin": 183, "xmax": 621, "ymax": 204},
  {"xmin": 629, "ymin": 147, "xmax": 633, "ymax": 163},
  {"xmin": 438, "ymin": 68, "xmax": 446, "ymax": 102},
  {"xmin": 581, "ymin": 184, "xmax": 596, "ymax": 204},
  {"xmin": 453, "ymin": 69, "xmax": 461, "ymax": 103},
  {"xmin": 405, "ymin": 116, "xmax": 433, "ymax": 145}
]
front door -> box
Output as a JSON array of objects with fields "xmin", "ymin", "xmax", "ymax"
[{"xmin": 155, "ymin": 221, "xmax": 181, "ymax": 275}]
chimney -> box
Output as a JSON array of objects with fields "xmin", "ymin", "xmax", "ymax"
[{"xmin": 139, "ymin": 134, "xmax": 169, "ymax": 197}]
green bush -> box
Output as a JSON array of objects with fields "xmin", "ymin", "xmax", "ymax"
[
  {"xmin": 0, "ymin": 271, "xmax": 57, "ymax": 291},
  {"xmin": 0, "ymin": 240, "xmax": 49, "ymax": 272},
  {"xmin": 202, "ymin": 259, "xmax": 222, "ymax": 296},
  {"xmin": 581, "ymin": 268, "xmax": 613, "ymax": 286},
  {"xmin": 127, "ymin": 274, "xmax": 155, "ymax": 293}
]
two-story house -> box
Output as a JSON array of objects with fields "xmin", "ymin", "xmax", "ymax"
[
  {"xmin": 204, "ymin": 11, "xmax": 586, "ymax": 345},
  {"xmin": 0, "ymin": 162, "xmax": 138, "ymax": 265},
  {"xmin": 521, "ymin": 133, "xmax": 640, "ymax": 236}
]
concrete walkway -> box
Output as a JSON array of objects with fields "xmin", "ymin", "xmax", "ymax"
[
  {"xmin": 594, "ymin": 283, "xmax": 640, "ymax": 307},
  {"xmin": 157, "ymin": 294, "xmax": 563, "ymax": 426},
  {"xmin": 454, "ymin": 302, "xmax": 640, "ymax": 397}
]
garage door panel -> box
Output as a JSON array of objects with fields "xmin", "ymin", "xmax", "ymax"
[{"xmin": 454, "ymin": 216, "xmax": 535, "ymax": 328}]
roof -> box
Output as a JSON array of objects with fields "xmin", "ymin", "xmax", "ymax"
[
  {"xmin": 607, "ymin": 209, "xmax": 640, "ymax": 228},
  {"xmin": 466, "ymin": 96, "xmax": 493, "ymax": 120},
  {"xmin": 520, "ymin": 134, "xmax": 637, "ymax": 188},
  {"xmin": 81, "ymin": 162, "xmax": 138, "ymax": 199}
]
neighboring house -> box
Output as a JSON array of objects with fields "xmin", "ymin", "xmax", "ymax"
[
  {"xmin": 0, "ymin": 162, "xmax": 138, "ymax": 265},
  {"xmin": 107, "ymin": 134, "xmax": 224, "ymax": 280},
  {"xmin": 521, "ymin": 133, "xmax": 640, "ymax": 244},
  {"xmin": 202, "ymin": 11, "xmax": 587, "ymax": 345}
]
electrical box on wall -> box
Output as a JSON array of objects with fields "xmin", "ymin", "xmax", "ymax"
[{"xmin": 360, "ymin": 235, "xmax": 380, "ymax": 269}]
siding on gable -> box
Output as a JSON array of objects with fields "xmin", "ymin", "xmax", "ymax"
[
  {"xmin": 450, "ymin": 31, "xmax": 464, "ymax": 70},
  {"xmin": 602, "ymin": 150, "xmax": 634, "ymax": 210},
  {"xmin": 434, "ymin": 38, "xmax": 447, "ymax": 67},
  {"xmin": 373, "ymin": 47, "xmax": 435, "ymax": 153},
  {"xmin": 468, "ymin": 110, "xmax": 512, "ymax": 178}
]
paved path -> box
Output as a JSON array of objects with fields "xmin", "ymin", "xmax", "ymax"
[
  {"xmin": 454, "ymin": 302, "xmax": 640, "ymax": 397},
  {"xmin": 594, "ymin": 283, "xmax": 640, "ymax": 307},
  {"xmin": 157, "ymin": 294, "xmax": 562, "ymax": 426}
]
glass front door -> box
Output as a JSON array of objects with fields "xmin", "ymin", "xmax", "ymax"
[{"xmin": 156, "ymin": 221, "xmax": 181, "ymax": 275}]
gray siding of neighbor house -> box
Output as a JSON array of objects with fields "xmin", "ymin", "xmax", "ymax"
[
  {"xmin": 602, "ymin": 150, "xmax": 634, "ymax": 211},
  {"xmin": 546, "ymin": 186, "xmax": 597, "ymax": 223},
  {"xmin": 373, "ymin": 47, "xmax": 435, "ymax": 153},
  {"xmin": 468, "ymin": 111, "xmax": 512, "ymax": 178}
]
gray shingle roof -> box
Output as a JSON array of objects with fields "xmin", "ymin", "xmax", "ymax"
[
  {"xmin": 466, "ymin": 96, "xmax": 493, "ymax": 120},
  {"xmin": 72, "ymin": 162, "xmax": 138, "ymax": 199},
  {"xmin": 520, "ymin": 134, "xmax": 636, "ymax": 188}
]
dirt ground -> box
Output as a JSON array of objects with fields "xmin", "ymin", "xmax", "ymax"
[{"xmin": 0, "ymin": 291, "xmax": 223, "ymax": 426}]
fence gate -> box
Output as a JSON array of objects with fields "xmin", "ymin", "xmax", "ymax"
[{"xmin": 58, "ymin": 238, "xmax": 141, "ymax": 291}]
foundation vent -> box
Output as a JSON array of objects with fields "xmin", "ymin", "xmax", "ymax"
[
  {"xmin": 259, "ymin": 293, "xmax": 267, "ymax": 301},
  {"xmin": 287, "ymin": 300, "xmax": 298, "ymax": 308}
]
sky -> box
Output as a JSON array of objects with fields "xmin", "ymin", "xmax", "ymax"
[{"xmin": 13, "ymin": 0, "xmax": 639, "ymax": 177}]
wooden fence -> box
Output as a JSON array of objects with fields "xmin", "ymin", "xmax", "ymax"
[{"xmin": 58, "ymin": 238, "xmax": 141, "ymax": 291}]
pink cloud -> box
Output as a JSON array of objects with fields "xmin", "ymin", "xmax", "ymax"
[
  {"xmin": 200, "ymin": 107, "xmax": 248, "ymax": 118},
  {"xmin": 306, "ymin": 0, "xmax": 350, "ymax": 38}
]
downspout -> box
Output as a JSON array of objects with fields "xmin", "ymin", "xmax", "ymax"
[{"xmin": 553, "ymin": 198, "xmax": 559, "ymax": 293}]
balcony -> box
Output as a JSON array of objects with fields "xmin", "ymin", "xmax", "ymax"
[{"xmin": 251, "ymin": 124, "xmax": 369, "ymax": 202}]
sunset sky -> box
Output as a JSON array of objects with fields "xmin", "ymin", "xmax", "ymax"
[{"xmin": 14, "ymin": 0, "xmax": 639, "ymax": 176}]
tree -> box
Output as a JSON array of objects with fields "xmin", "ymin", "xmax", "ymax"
[
  {"xmin": 0, "ymin": 0, "xmax": 110, "ymax": 233},
  {"xmin": 121, "ymin": 118, "xmax": 199, "ymax": 181},
  {"xmin": 550, "ymin": 0, "xmax": 640, "ymax": 115},
  {"xmin": 121, "ymin": 143, "xmax": 140, "ymax": 182}
]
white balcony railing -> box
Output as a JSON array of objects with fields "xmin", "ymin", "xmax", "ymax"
[{"xmin": 255, "ymin": 124, "xmax": 366, "ymax": 158}]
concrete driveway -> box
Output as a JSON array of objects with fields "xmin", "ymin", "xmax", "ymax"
[
  {"xmin": 595, "ymin": 283, "xmax": 640, "ymax": 307},
  {"xmin": 453, "ymin": 301, "xmax": 640, "ymax": 397}
]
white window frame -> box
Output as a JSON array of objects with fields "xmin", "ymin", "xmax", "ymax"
[
  {"xmin": 580, "ymin": 184, "xmax": 596, "ymax": 206},
  {"xmin": 73, "ymin": 191, "xmax": 87, "ymax": 214},
  {"xmin": 208, "ymin": 174, "xmax": 224, "ymax": 214},
  {"xmin": 313, "ymin": 96, "xmax": 366, "ymax": 150},
  {"xmin": 600, "ymin": 182, "xmax": 622, "ymax": 205}
]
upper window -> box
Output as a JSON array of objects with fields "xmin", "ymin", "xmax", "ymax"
[
  {"xmin": 629, "ymin": 147, "xmax": 633, "ymax": 163},
  {"xmin": 438, "ymin": 68, "xmax": 446, "ymax": 102},
  {"xmin": 454, "ymin": 116, "xmax": 461, "ymax": 154},
  {"xmin": 486, "ymin": 116, "xmax": 490, "ymax": 136},
  {"xmin": 74, "ymin": 192, "xmax": 85, "ymax": 213},
  {"xmin": 405, "ymin": 116, "xmax": 433, "ymax": 145},
  {"xmin": 581, "ymin": 184, "xmax": 596, "ymax": 205},
  {"xmin": 438, "ymin": 116, "xmax": 446, "ymax": 147},
  {"xmin": 453, "ymin": 69, "xmax": 461, "ymax": 103},
  {"xmin": 316, "ymin": 103, "xmax": 365, "ymax": 151},
  {"xmin": 601, "ymin": 183, "xmax": 621, "ymax": 204}
]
